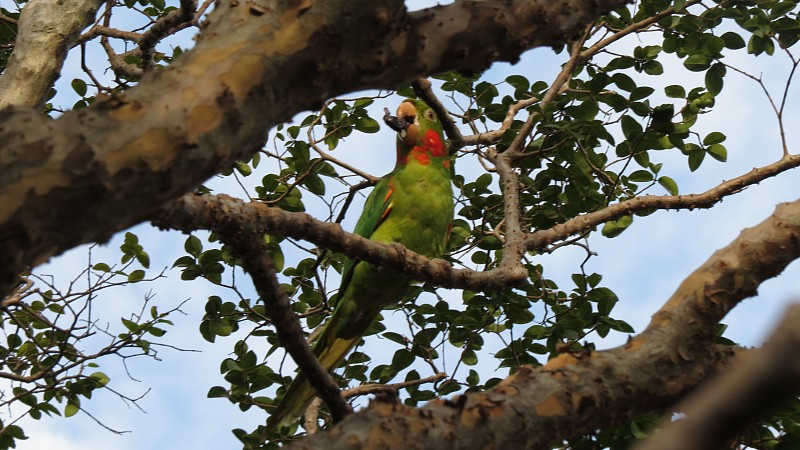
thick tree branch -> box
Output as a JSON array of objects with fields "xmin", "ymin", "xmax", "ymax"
[
  {"xmin": 154, "ymin": 194, "xmax": 529, "ymax": 291},
  {"xmin": 635, "ymin": 304, "xmax": 800, "ymax": 450},
  {"xmin": 207, "ymin": 218, "xmax": 351, "ymax": 423},
  {"xmin": 0, "ymin": 0, "xmax": 101, "ymax": 109},
  {"xmin": 0, "ymin": 0, "xmax": 630, "ymax": 298},
  {"xmin": 526, "ymin": 152, "xmax": 800, "ymax": 250},
  {"xmin": 279, "ymin": 199, "xmax": 800, "ymax": 450}
]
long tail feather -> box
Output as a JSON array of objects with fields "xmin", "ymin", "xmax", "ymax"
[{"xmin": 265, "ymin": 332, "xmax": 362, "ymax": 433}]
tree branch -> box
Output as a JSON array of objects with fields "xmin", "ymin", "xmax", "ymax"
[
  {"xmin": 204, "ymin": 216, "xmax": 352, "ymax": 423},
  {"xmin": 139, "ymin": 0, "xmax": 197, "ymax": 72},
  {"xmin": 526, "ymin": 152, "xmax": 800, "ymax": 250},
  {"xmin": 634, "ymin": 304, "xmax": 800, "ymax": 450},
  {"xmin": 154, "ymin": 194, "xmax": 529, "ymax": 291},
  {"xmin": 0, "ymin": 0, "xmax": 101, "ymax": 109},
  {"xmin": 76, "ymin": 25, "xmax": 143, "ymax": 45}
]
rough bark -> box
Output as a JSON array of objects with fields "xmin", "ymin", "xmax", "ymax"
[
  {"xmin": 155, "ymin": 193, "xmax": 527, "ymax": 291},
  {"xmin": 275, "ymin": 199, "xmax": 800, "ymax": 450},
  {"xmin": 635, "ymin": 304, "xmax": 800, "ymax": 450},
  {"xmin": 0, "ymin": 0, "xmax": 101, "ymax": 109},
  {"xmin": 0, "ymin": 0, "xmax": 630, "ymax": 298}
]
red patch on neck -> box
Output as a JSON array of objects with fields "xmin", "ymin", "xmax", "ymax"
[
  {"xmin": 424, "ymin": 129, "xmax": 446, "ymax": 157},
  {"xmin": 400, "ymin": 129, "xmax": 447, "ymax": 167},
  {"xmin": 413, "ymin": 151, "xmax": 430, "ymax": 165}
]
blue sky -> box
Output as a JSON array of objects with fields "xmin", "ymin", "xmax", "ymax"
[{"xmin": 10, "ymin": 1, "xmax": 800, "ymax": 449}]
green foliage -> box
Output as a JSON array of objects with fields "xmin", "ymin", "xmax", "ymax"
[{"xmin": 0, "ymin": 238, "xmax": 178, "ymax": 449}]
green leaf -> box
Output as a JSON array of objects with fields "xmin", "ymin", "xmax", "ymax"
[
  {"xmin": 705, "ymin": 63, "xmax": 726, "ymax": 96},
  {"xmin": 602, "ymin": 215, "xmax": 633, "ymax": 238},
  {"xmin": 354, "ymin": 116, "xmax": 380, "ymax": 133},
  {"xmin": 382, "ymin": 332, "xmax": 406, "ymax": 345},
  {"xmin": 122, "ymin": 318, "xmax": 139, "ymax": 332},
  {"xmin": 271, "ymin": 243, "xmax": 285, "ymax": 272},
  {"xmin": 610, "ymin": 319, "xmax": 635, "ymax": 333},
  {"xmin": 771, "ymin": 1, "xmax": 796, "ymax": 19},
  {"xmin": 461, "ymin": 349, "xmax": 478, "ymax": 366},
  {"xmin": 596, "ymin": 288, "xmax": 619, "ymax": 316},
  {"xmin": 611, "ymin": 73, "xmax": 636, "ymax": 91},
  {"xmin": 466, "ymin": 369, "xmax": 480, "ymax": 386},
  {"xmin": 148, "ymin": 327, "xmax": 166, "ymax": 337},
  {"xmin": 684, "ymin": 54, "xmax": 711, "ymax": 72},
  {"xmin": 707, "ymin": 143, "xmax": 728, "ymax": 162},
  {"xmin": 475, "ymin": 81, "xmax": 498, "ymax": 107},
  {"xmin": 567, "ymin": 100, "xmax": 598, "ymax": 120},
  {"xmin": 664, "ymin": 85, "xmax": 686, "ymax": 98},
  {"xmin": 207, "ymin": 386, "xmax": 228, "ymax": 398},
  {"xmin": 628, "ymin": 170, "xmax": 653, "ymax": 182},
  {"xmin": 658, "ymin": 176, "xmax": 679, "ymax": 195},
  {"xmin": 674, "ymin": 0, "xmax": 686, "ymax": 12},
  {"xmin": 172, "ymin": 256, "xmax": 195, "ymax": 268},
  {"xmin": 93, "ymin": 262, "xmax": 110, "ymax": 272},
  {"xmin": 630, "ymin": 86, "xmax": 654, "ymax": 102},
  {"xmin": 128, "ymin": 270, "xmax": 145, "ymax": 282},
  {"xmin": 505, "ymin": 75, "xmax": 529, "ymax": 91},
  {"xmin": 721, "ymin": 31, "xmax": 746, "ymax": 50},
  {"xmin": 688, "ymin": 150, "xmax": 705, "ymax": 171},
  {"xmin": 65, "ymin": 401, "xmax": 80, "ymax": 418},
  {"xmin": 4, "ymin": 425, "xmax": 27, "ymax": 439},
  {"xmin": 391, "ymin": 349, "xmax": 415, "ymax": 371},
  {"xmin": 703, "ymin": 131, "xmax": 726, "ymax": 145},
  {"xmin": 643, "ymin": 60, "xmax": 664, "ymax": 75},
  {"xmin": 185, "ymin": 235, "xmax": 202, "ymax": 257},
  {"xmin": 620, "ymin": 115, "xmax": 643, "ymax": 140},
  {"xmin": 234, "ymin": 161, "xmax": 252, "ymax": 176},
  {"xmin": 471, "ymin": 251, "xmax": 488, "ymax": 264},
  {"xmin": 437, "ymin": 379, "xmax": 460, "ymax": 395},
  {"xmin": 71, "ymin": 78, "xmax": 87, "ymax": 97},
  {"xmin": 89, "ymin": 372, "xmax": 110, "ymax": 387},
  {"xmin": 303, "ymin": 173, "xmax": 326, "ymax": 196},
  {"xmin": 354, "ymin": 98, "xmax": 374, "ymax": 108},
  {"xmin": 631, "ymin": 419, "xmax": 649, "ymax": 439},
  {"xmin": 136, "ymin": 252, "xmax": 150, "ymax": 269}
]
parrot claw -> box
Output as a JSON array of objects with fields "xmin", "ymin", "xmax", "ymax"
[{"xmin": 383, "ymin": 107, "xmax": 410, "ymax": 132}]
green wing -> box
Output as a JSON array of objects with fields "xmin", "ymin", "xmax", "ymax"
[{"xmin": 337, "ymin": 175, "xmax": 393, "ymax": 294}]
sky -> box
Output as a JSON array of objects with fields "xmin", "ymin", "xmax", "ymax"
[{"xmin": 8, "ymin": 1, "xmax": 800, "ymax": 449}]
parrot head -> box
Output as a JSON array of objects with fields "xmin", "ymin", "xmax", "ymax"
[{"xmin": 383, "ymin": 99, "xmax": 448, "ymax": 164}]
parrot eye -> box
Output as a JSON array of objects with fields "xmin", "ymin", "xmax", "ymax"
[{"xmin": 424, "ymin": 109, "xmax": 435, "ymax": 121}]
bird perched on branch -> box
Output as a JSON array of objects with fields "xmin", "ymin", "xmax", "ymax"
[{"xmin": 267, "ymin": 98, "xmax": 454, "ymax": 432}]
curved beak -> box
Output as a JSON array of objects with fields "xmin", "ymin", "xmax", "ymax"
[
  {"xmin": 384, "ymin": 102, "xmax": 418, "ymax": 146},
  {"xmin": 383, "ymin": 101, "xmax": 416, "ymax": 130}
]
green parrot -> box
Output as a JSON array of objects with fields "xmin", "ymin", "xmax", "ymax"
[{"xmin": 266, "ymin": 98, "xmax": 454, "ymax": 432}]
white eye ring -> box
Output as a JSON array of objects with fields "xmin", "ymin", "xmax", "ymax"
[{"xmin": 424, "ymin": 110, "xmax": 435, "ymax": 121}]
